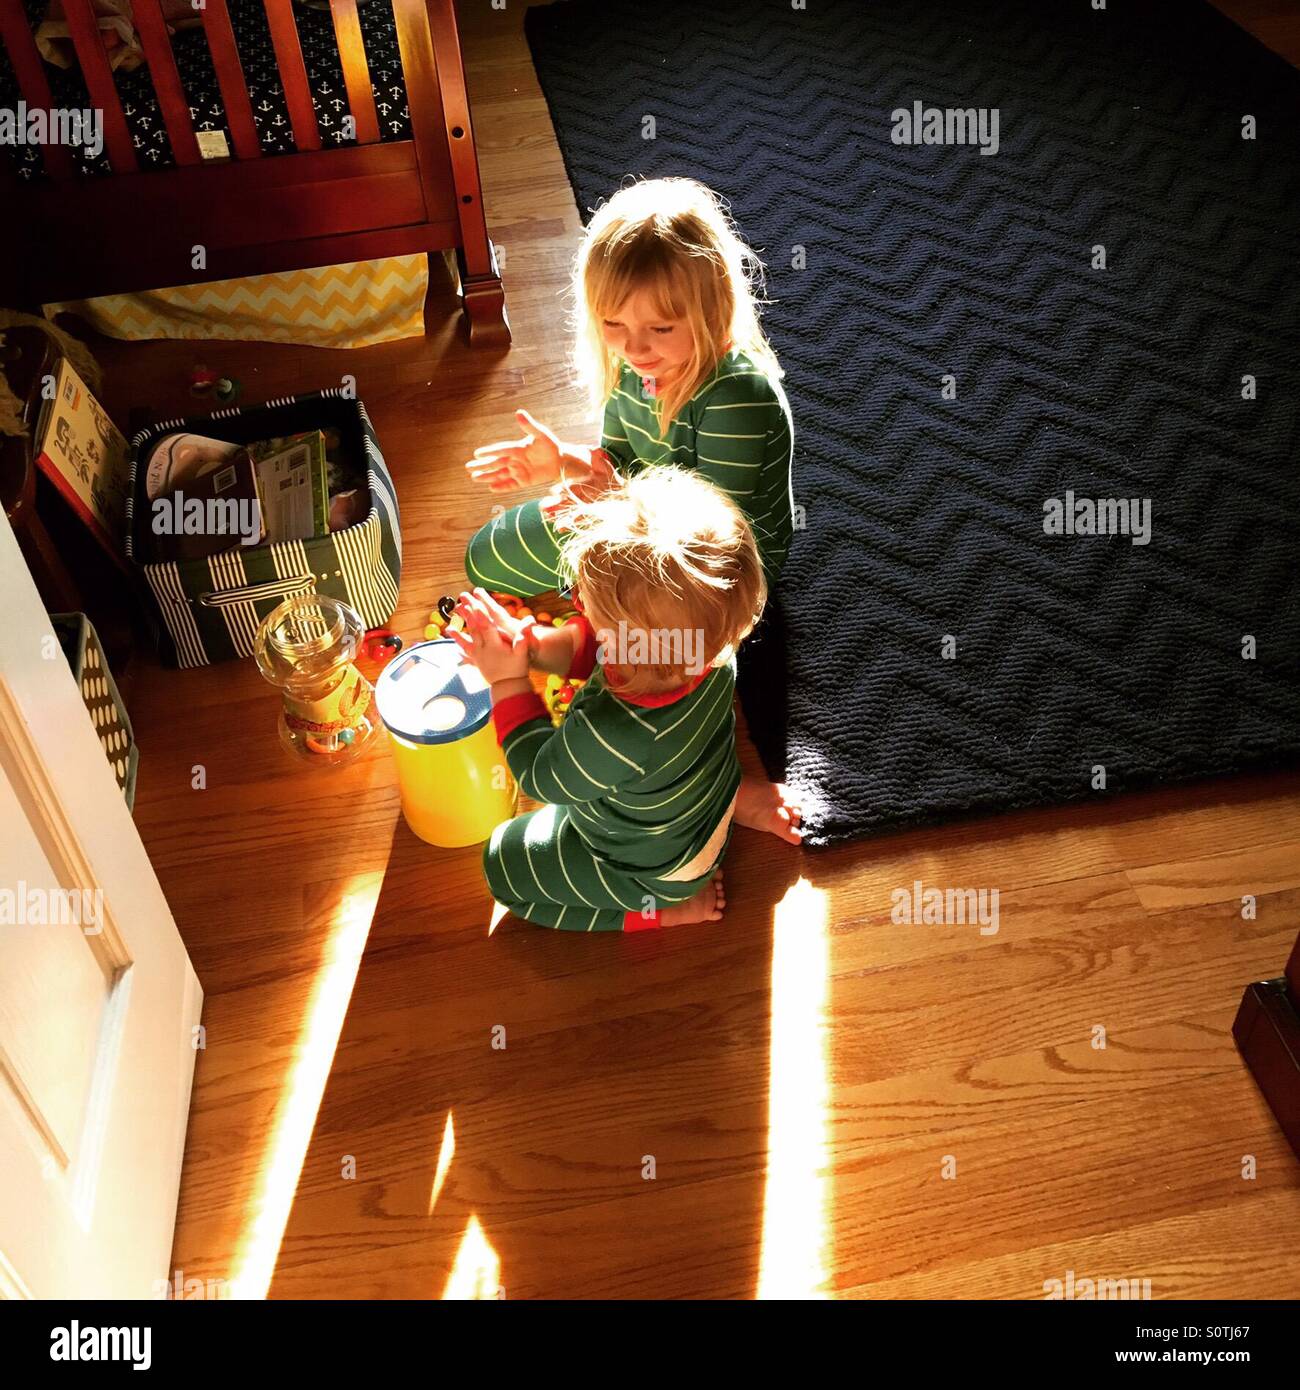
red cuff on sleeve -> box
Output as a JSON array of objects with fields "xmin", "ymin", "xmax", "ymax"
[
  {"xmin": 492, "ymin": 690, "xmax": 549, "ymax": 743},
  {"xmin": 566, "ymin": 615, "xmax": 600, "ymax": 681},
  {"xmin": 623, "ymin": 909, "xmax": 661, "ymax": 932}
]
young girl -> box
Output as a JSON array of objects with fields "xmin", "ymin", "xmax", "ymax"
[
  {"xmin": 463, "ymin": 176, "xmax": 800, "ymax": 842},
  {"xmin": 465, "ymin": 176, "xmax": 794, "ymax": 582},
  {"xmin": 452, "ymin": 468, "xmax": 785, "ymax": 931}
]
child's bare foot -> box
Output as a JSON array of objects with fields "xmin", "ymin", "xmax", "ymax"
[
  {"xmin": 735, "ymin": 777, "xmax": 803, "ymax": 844},
  {"xmin": 660, "ymin": 869, "xmax": 726, "ymax": 926}
]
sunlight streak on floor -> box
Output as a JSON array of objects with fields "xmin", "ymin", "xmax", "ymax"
[
  {"xmin": 427, "ymin": 1111, "xmax": 456, "ymax": 1215},
  {"xmin": 442, "ymin": 1214, "xmax": 502, "ymax": 1299},
  {"xmin": 757, "ymin": 877, "xmax": 832, "ymax": 1299},
  {"xmin": 230, "ymin": 873, "xmax": 382, "ymax": 1299}
]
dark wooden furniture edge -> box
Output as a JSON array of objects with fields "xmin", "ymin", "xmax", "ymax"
[{"xmin": 1233, "ymin": 928, "xmax": 1300, "ymax": 1163}]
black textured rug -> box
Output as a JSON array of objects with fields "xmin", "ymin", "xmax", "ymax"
[{"xmin": 526, "ymin": 0, "xmax": 1300, "ymax": 847}]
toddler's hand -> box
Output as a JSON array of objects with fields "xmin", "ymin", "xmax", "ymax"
[
  {"xmin": 449, "ymin": 588, "xmax": 531, "ymax": 684},
  {"xmin": 464, "ymin": 409, "xmax": 564, "ymax": 492},
  {"xmin": 540, "ymin": 448, "xmax": 623, "ymax": 522}
]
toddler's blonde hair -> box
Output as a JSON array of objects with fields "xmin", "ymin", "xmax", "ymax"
[
  {"xmin": 558, "ymin": 467, "xmax": 766, "ymax": 697},
  {"xmin": 572, "ymin": 177, "xmax": 782, "ymax": 437}
]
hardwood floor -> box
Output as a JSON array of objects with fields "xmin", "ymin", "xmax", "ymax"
[{"xmin": 90, "ymin": 0, "xmax": 1300, "ymax": 1299}]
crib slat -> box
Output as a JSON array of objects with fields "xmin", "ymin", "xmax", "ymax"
[
  {"xmin": 391, "ymin": 0, "xmax": 451, "ymax": 203},
  {"xmin": 56, "ymin": 0, "xmax": 138, "ymax": 171},
  {"xmin": 200, "ymin": 0, "xmax": 262, "ymax": 159},
  {"xmin": 261, "ymin": 0, "xmax": 321, "ymax": 151},
  {"xmin": 328, "ymin": 0, "xmax": 380, "ymax": 144},
  {"xmin": 423, "ymin": 0, "xmax": 492, "ymax": 272},
  {"xmin": 131, "ymin": 0, "xmax": 201, "ymax": 165},
  {"xmin": 0, "ymin": 0, "xmax": 75, "ymax": 177}
]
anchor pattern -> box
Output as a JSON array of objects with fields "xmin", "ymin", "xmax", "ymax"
[{"xmin": 0, "ymin": 0, "xmax": 414, "ymax": 177}]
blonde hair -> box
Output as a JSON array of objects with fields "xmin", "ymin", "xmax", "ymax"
[
  {"xmin": 558, "ymin": 467, "xmax": 767, "ymax": 697},
  {"xmin": 572, "ymin": 177, "xmax": 782, "ymax": 437}
]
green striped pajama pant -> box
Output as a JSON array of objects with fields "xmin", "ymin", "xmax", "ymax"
[
  {"xmin": 465, "ymin": 501, "xmax": 565, "ymax": 599},
  {"xmin": 483, "ymin": 801, "xmax": 731, "ymax": 932}
]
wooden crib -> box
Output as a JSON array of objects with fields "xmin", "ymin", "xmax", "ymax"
[{"xmin": 0, "ymin": 0, "xmax": 509, "ymax": 345}]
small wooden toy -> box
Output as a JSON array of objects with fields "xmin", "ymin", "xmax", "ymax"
[
  {"xmin": 489, "ymin": 591, "xmax": 535, "ymax": 623},
  {"xmin": 426, "ymin": 594, "xmax": 467, "ymax": 639},
  {"xmin": 426, "ymin": 593, "xmax": 581, "ymax": 724},
  {"xmin": 189, "ymin": 364, "xmax": 220, "ymax": 395},
  {"xmin": 356, "ymin": 628, "xmax": 403, "ymax": 682},
  {"xmin": 543, "ymin": 673, "xmax": 584, "ymax": 726}
]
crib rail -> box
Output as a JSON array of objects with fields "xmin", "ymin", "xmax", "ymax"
[
  {"xmin": 0, "ymin": 0, "xmax": 405, "ymax": 173},
  {"xmin": 0, "ymin": 0, "xmax": 507, "ymax": 344}
]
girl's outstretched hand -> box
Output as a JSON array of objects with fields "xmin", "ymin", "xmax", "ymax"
[
  {"xmin": 465, "ymin": 409, "xmax": 565, "ymax": 492},
  {"xmin": 449, "ymin": 588, "xmax": 531, "ymax": 684}
]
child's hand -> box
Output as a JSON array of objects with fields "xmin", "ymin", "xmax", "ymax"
[
  {"xmin": 541, "ymin": 448, "xmax": 622, "ymax": 521},
  {"xmin": 585, "ymin": 448, "xmax": 620, "ymax": 495},
  {"xmin": 449, "ymin": 588, "xmax": 531, "ymax": 684},
  {"xmin": 464, "ymin": 409, "xmax": 564, "ymax": 492}
]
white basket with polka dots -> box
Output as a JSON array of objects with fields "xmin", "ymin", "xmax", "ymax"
[{"xmin": 51, "ymin": 613, "xmax": 139, "ymax": 812}]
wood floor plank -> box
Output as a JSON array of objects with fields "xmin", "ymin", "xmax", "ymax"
[
  {"xmin": 1126, "ymin": 841, "xmax": 1300, "ymax": 913},
  {"xmin": 843, "ymin": 1190, "xmax": 1300, "ymax": 1300}
]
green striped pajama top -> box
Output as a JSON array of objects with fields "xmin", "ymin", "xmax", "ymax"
[
  {"xmin": 494, "ymin": 642, "xmax": 743, "ymax": 882},
  {"xmin": 600, "ymin": 348, "xmax": 795, "ymax": 584}
]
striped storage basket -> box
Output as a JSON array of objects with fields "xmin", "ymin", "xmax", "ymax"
[{"xmin": 125, "ymin": 391, "xmax": 401, "ymax": 668}]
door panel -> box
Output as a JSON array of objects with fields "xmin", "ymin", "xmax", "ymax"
[
  {"xmin": 0, "ymin": 512, "xmax": 202, "ymax": 1298},
  {"xmin": 0, "ymin": 765, "xmax": 115, "ymax": 1168}
]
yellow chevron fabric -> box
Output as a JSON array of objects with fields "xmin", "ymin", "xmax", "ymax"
[{"xmin": 46, "ymin": 255, "xmax": 428, "ymax": 349}]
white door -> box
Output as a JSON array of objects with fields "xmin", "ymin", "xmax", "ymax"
[{"xmin": 0, "ymin": 512, "xmax": 202, "ymax": 1299}]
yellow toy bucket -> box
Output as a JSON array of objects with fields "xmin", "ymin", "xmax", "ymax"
[{"xmin": 376, "ymin": 639, "xmax": 517, "ymax": 847}]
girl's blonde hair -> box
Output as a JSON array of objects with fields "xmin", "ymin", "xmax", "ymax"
[
  {"xmin": 573, "ymin": 177, "xmax": 782, "ymax": 437},
  {"xmin": 558, "ymin": 467, "xmax": 767, "ymax": 697}
]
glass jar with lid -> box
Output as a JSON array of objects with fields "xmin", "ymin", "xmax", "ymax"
[{"xmin": 254, "ymin": 593, "xmax": 377, "ymax": 763}]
